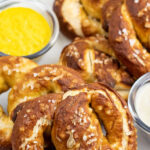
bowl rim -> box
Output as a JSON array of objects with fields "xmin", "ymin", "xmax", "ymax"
[
  {"xmin": 0, "ymin": 0, "xmax": 59, "ymax": 59},
  {"xmin": 128, "ymin": 72, "xmax": 150, "ymax": 134}
]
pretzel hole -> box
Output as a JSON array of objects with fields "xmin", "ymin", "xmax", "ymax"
[
  {"xmin": 89, "ymin": 103, "xmax": 107, "ymax": 136},
  {"xmin": 0, "ymin": 89, "xmax": 10, "ymax": 114}
]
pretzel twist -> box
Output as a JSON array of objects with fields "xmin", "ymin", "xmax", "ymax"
[
  {"xmin": 11, "ymin": 83, "xmax": 137, "ymax": 150},
  {"xmin": 109, "ymin": 0, "xmax": 150, "ymax": 78},
  {"xmin": 59, "ymin": 36, "xmax": 134, "ymax": 99}
]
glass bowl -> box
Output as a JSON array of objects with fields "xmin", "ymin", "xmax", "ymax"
[
  {"xmin": 0, "ymin": 0, "xmax": 59, "ymax": 59},
  {"xmin": 128, "ymin": 72, "xmax": 150, "ymax": 134}
]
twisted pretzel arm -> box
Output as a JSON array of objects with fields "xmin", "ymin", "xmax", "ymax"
[
  {"xmin": 126, "ymin": 0, "xmax": 150, "ymax": 48},
  {"xmin": 11, "ymin": 94, "xmax": 62, "ymax": 150},
  {"xmin": 8, "ymin": 64, "xmax": 85, "ymax": 116},
  {"xmin": 109, "ymin": 1, "xmax": 150, "ymax": 78}
]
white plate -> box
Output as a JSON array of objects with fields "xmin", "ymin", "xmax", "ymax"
[{"xmin": 0, "ymin": 0, "xmax": 149, "ymax": 149}]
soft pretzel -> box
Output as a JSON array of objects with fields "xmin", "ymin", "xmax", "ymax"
[
  {"xmin": 54, "ymin": 0, "xmax": 106, "ymax": 37},
  {"xmin": 59, "ymin": 36, "xmax": 134, "ymax": 99},
  {"xmin": 0, "ymin": 59, "xmax": 84, "ymax": 149},
  {"xmin": 109, "ymin": 0, "xmax": 150, "ymax": 78},
  {"xmin": 0, "ymin": 56, "xmax": 37, "ymax": 150},
  {"xmin": 11, "ymin": 83, "xmax": 137, "ymax": 150}
]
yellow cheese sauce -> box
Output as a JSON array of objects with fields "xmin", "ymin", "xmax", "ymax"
[{"xmin": 0, "ymin": 7, "xmax": 51, "ymax": 56}]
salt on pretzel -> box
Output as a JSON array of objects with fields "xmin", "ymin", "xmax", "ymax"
[
  {"xmin": 11, "ymin": 83, "xmax": 137, "ymax": 150},
  {"xmin": 59, "ymin": 36, "xmax": 134, "ymax": 99},
  {"xmin": 54, "ymin": 0, "xmax": 106, "ymax": 37},
  {"xmin": 0, "ymin": 56, "xmax": 37, "ymax": 150},
  {"xmin": 52, "ymin": 83, "xmax": 137, "ymax": 150},
  {"xmin": 8, "ymin": 64, "xmax": 85, "ymax": 116},
  {"xmin": 109, "ymin": 0, "xmax": 150, "ymax": 78},
  {"xmin": 11, "ymin": 93, "xmax": 63, "ymax": 150}
]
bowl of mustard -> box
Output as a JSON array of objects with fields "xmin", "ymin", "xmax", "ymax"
[{"xmin": 0, "ymin": 0, "xmax": 59, "ymax": 59}]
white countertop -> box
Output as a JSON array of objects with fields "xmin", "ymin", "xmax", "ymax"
[{"xmin": 0, "ymin": 0, "xmax": 149, "ymax": 149}]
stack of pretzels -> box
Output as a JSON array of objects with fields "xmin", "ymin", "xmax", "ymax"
[{"xmin": 0, "ymin": 0, "xmax": 144, "ymax": 149}]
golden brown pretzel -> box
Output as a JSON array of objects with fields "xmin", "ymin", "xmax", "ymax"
[
  {"xmin": 0, "ymin": 59, "xmax": 84, "ymax": 150},
  {"xmin": 11, "ymin": 83, "xmax": 137, "ymax": 150},
  {"xmin": 54, "ymin": 0, "xmax": 106, "ymax": 37},
  {"xmin": 59, "ymin": 36, "xmax": 134, "ymax": 99},
  {"xmin": 109, "ymin": 0, "xmax": 150, "ymax": 78},
  {"xmin": 0, "ymin": 56, "xmax": 37, "ymax": 150}
]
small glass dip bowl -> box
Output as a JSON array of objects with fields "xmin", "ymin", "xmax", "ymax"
[
  {"xmin": 0, "ymin": 0, "xmax": 59, "ymax": 59},
  {"xmin": 128, "ymin": 72, "xmax": 150, "ymax": 134}
]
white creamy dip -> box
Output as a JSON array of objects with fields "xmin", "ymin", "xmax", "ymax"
[{"xmin": 135, "ymin": 83, "xmax": 150, "ymax": 126}]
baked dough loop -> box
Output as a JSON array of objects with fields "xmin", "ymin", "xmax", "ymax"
[
  {"xmin": 59, "ymin": 36, "xmax": 134, "ymax": 99},
  {"xmin": 109, "ymin": 0, "xmax": 150, "ymax": 78},
  {"xmin": 0, "ymin": 56, "xmax": 37, "ymax": 150},
  {"xmin": 8, "ymin": 64, "xmax": 85, "ymax": 115},
  {"xmin": 11, "ymin": 83, "xmax": 137, "ymax": 150}
]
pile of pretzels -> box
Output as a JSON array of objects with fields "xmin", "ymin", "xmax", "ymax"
[
  {"xmin": 1, "ymin": 0, "xmax": 147, "ymax": 149},
  {"xmin": 0, "ymin": 56, "xmax": 136, "ymax": 150}
]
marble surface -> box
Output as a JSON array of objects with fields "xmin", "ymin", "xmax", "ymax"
[{"xmin": 0, "ymin": 0, "xmax": 149, "ymax": 149}]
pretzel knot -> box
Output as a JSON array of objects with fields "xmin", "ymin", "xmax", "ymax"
[
  {"xmin": 109, "ymin": 0, "xmax": 150, "ymax": 78},
  {"xmin": 11, "ymin": 83, "xmax": 137, "ymax": 150},
  {"xmin": 59, "ymin": 35, "xmax": 134, "ymax": 99},
  {"xmin": 0, "ymin": 57, "xmax": 84, "ymax": 149}
]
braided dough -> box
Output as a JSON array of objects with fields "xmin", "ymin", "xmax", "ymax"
[
  {"xmin": 11, "ymin": 83, "xmax": 137, "ymax": 150},
  {"xmin": 59, "ymin": 36, "xmax": 134, "ymax": 99},
  {"xmin": 109, "ymin": 0, "xmax": 150, "ymax": 78}
]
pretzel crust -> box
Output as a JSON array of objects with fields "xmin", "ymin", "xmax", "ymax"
[
  {"xmin": 59, "ymin": 36, "xmax": 134, "ymax": 99},
  {"xmin": 8, "ymin": 64, "xmax": 85, "ymax": 116},
  {"xmin": 54, "ymin": 0, "xmax": 106, "ymax": 37}
]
